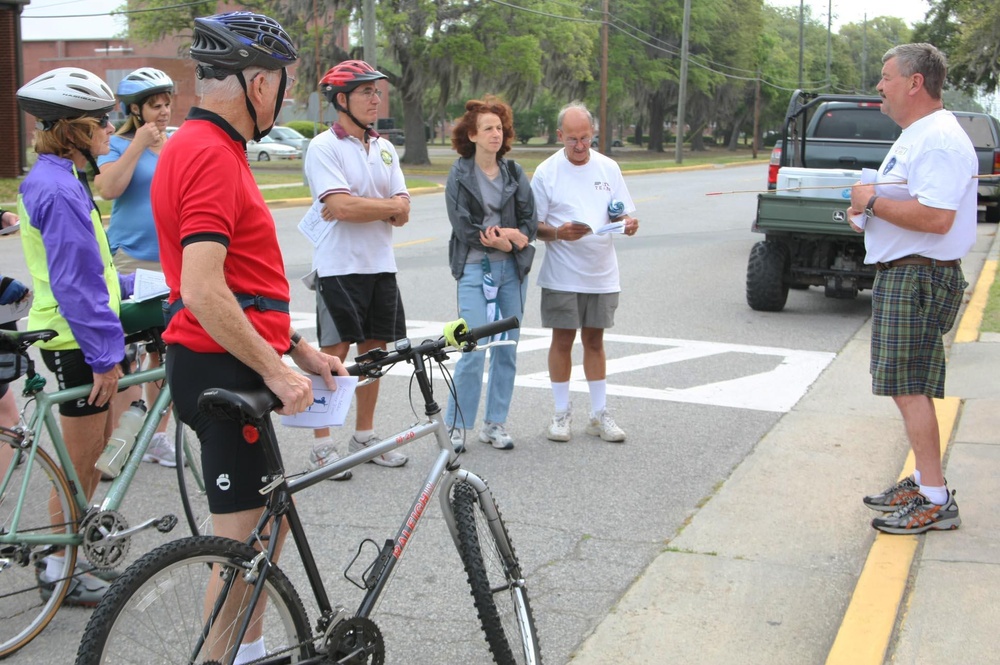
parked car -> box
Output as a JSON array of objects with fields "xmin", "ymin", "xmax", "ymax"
[
  {"xmin": 246, "ymin": 135, "xmax": 301, "ymax": 161},
  {"xmin": 268, "ymin": 125, "xmax": 310, "ymax": 152},
  {"xmin": 591, "ymin": 135, "xmax": 623, "ymax": 148},
  {"xmin": 165, "ymin": 126, "xmax": 180, "ymax": 137}
]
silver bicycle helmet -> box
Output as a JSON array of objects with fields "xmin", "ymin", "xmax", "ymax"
[
  {"xmin": 17, "ymin": 67, "xmax": 115, "ymax": 124},
  {"xmin": 117, "ymin": 67, "xmax": 174, "ymax": 114},
  {"xmin": 190, "ymin": 11, "xmax": 298, "ymax": 80}
]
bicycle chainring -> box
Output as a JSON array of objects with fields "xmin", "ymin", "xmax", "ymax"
[
  {"xmin": 80, "ymin": 509, "xmax": 130, "ymax": 570},
  {"xmin": 325, "ymin": 616, "xmax": 385, "ymax": 664}
]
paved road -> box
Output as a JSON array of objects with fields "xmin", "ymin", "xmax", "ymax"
[{"xmin": 2, "ymin": 163, "xmax": 879, "ymax": 663}]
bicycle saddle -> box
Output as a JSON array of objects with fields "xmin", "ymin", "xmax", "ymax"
[
  {"xmin": 198, "ymin": 387, "xmax": 281, "ymax": 422},
  {"xmin": 0, "ymin": 328, "xmax": 58, "ymax": 352}
]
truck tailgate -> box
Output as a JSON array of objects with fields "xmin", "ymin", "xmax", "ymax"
[{"xmin": 754, "ymin": 194, "xmax": 857, "ymax": 236}]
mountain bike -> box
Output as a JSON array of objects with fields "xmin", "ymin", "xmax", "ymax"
[
  {"xmin": 76, "ymin": 316, "xmax": 542, "ymax": 665},
  {"xmin": 0, "ymin": 300, "xmax": 191, "ymax": 657}
]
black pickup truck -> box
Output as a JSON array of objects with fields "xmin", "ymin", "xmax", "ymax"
[{"xmin": 747, "ymin": 90, "xmax": 1000, "ymax": 312}]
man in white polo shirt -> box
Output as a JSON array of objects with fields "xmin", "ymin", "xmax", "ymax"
[{"xmin": 303, "ymin": 60, "xmax": 410, "ymax": 471}]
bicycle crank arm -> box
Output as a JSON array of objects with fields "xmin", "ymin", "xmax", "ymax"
[{"xmin": 103, "ymin": 514, "xmax": 178, "ymax": 542}]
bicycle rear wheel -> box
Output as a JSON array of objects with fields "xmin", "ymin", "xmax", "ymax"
[
  {"xmin": 77, "ymin": 536, "xmax": 313, "ymax": 664},
  {"xmin": 451, "ymin": 481, "xmax": 542, "ymax": 665},
  {"xmin": 174, "ymin": 418, "xmax": 212, "ymax": 536},
  {"xmin": 0, "ymin": 445, "xmax": 79, "ymax": 658}
]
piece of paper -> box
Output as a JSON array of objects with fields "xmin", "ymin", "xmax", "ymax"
[
  {"xmin": 0, "ymin": 293, "xmax": 32, "ymax": 324},
  {"xmin": 596, "ymin": 221, "xmax": 626, "ymax": 235},
  {"xmin": 849, "ymin": 168, "xmax": 879, "ymax": 230},
  {"xmin": 0, "ymin": 222, "xmax": 20, "ymax": 236},
  {"xmin": 301, "ymin": 269, "xmax": 318, "ymax": 291},
  {"xmin": 132, "ymin": 269, "xmax": 170, "ymax": 302},
  {"xmin": 280, "ymin": 375, "xmax": 358, "ymax": 428},
  {"xmin": 297, "ymin": 200, "xmax": 335, "ymax": 248}
]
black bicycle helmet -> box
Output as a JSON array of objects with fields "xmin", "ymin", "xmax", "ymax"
[
  {"xmin": 191, "ymin": 11, "xmax": 298, "ymax": 80},
  {"xmin": 17, "ymin": 67, "xmax": 115, "ymax": 124},
  {"xmin": 117, "ymin": 67, "xmax": 174, "ymax": 114}
]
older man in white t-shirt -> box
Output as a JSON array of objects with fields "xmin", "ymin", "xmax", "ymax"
[
  {"xmin": 847, "ymin": 43, "xmax": 976, "ymax": 535},
  {"xmin": 531, "ymin": 102, "xmax": 639, "ymax": 443}
]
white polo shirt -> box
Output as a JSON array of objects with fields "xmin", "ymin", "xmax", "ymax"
[{"xmin": 304, "ymin": 124, "xmax": 409, "ymax": 276}]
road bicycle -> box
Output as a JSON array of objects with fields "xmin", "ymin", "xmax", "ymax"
[
  {"xmin": 76, "ymin": 316, "xmax": 543, "ymax": 665},
  {"xmin": 0, "ymin": 299, "xmax": 198, "ymax": 658}
]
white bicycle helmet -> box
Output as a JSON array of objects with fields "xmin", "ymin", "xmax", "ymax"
[
  {"xmin": 117, "ymin": 67, "xmax": 174, "ymax": 114},
  {"xmin": 17, "ymin": 67, "xmax": 115, "ymax": 125}
]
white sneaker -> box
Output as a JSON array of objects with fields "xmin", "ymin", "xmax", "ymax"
[
  {"xmin": 143, "ymin": 431, "xmax": 177, "ymax": 467},
  {"xmin": 450, "ymin": 428, "xmax": 467, "ymax": 453},
  {"xmin": 546, "ymin": 411, "xmax": 572, "ymax": 442},
  {"xmin": 307, "ymin": 442, "xmax": 352, "ymax": 481},
  {"xmin": 479, "ymin": 422, "xmax": 514, "ymax": 450},
  {"xmin": 586, "ymin": 410, "xmax": 626, "ymax": 442},
  {"xmin": 348, "ymin": 433, "xmax": 408, "ymax": 468}
]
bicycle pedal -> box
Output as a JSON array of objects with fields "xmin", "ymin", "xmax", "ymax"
[{"xmin": 155, "ymin": 514, "xmax": 178, "ymax": 533}]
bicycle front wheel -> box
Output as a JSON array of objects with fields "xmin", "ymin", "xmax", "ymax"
[
  {"xmin": 0, "ymin": 445, "xmax": 79, "ymax": 658},
  {"xmin": 451, "ymin": 481, "xmax": 542, "ymax": 665},
  {"xmin": 77, "ymin": 536, "xmax": 313, "ymax": 664}
]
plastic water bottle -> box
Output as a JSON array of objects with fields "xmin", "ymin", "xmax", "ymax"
[{"xmin": 95, "ymin": 400, "xmax": 147, "ymax": 478}]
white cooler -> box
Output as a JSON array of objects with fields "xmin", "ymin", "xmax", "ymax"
[{"xmin": 776, "ymin": 167, "xmax": 861, "ymax": 200}]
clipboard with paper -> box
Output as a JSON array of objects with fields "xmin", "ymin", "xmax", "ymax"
[{"xmin": 297, "ymin": 200, "xmax": 336, "ymax": 248}]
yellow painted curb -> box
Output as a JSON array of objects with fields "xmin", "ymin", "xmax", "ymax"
[
  {"xmin": 954, "ymin": 258, "xmax": 998, "ymax": 343},
  {"xmin": 825, "ymin": 396, "xmax": 960, "ymax": 665}
]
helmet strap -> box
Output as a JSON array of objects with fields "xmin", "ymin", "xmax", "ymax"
[
  {"xmin": 237, "ymin": 68, "xmax": 286, "ymax": 142},
  {"xmin": 334, "ymin": 93, "xmax": 373, "ymax": 142}
]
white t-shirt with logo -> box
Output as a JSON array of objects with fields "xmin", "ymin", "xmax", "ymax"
[
  {"xmin": 304, "ymin": 127, "xmax": 408, "ymax": 276},
  {"xmin": 864, "ymin": 109, "xmax": 977, "ymax": 264},
  {"xmin": 531, "ymin": 149, "xmax": 635, "ymax": 293}
]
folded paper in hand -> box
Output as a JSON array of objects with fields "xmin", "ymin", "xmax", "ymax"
[
  {"xmin": 569, "ymin": 220, "xmax": 625, "ymax": 235},
  {"xmin": 280, "ymin": 374, "xmax": 358, "ymax": 428},
  {"xmin": 132, "ymin": 269, "xmax": 170, "ymax": 302},
  {"xmin": 0, "ymin": 293, "xmax": 32, "ymax": 324},
  {"xmin": 849, "ymin": 168, "xmax": 879, "ymax": 230},
  {"xmin": 298, "ymin": 200, "xmax": 335, "ymax": 248}
]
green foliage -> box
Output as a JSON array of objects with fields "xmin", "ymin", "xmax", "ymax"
[
  {"xmin": 513, "ymin": 109, "xmax": 539, "ymax": 145},
  {"xmin": 284, "ymin": 120, "xmax": 323, "ymax": 139},
  {"xmin": 917, "ymin": 0, "xmax": 1000, "ymax": 93},
  {"xmin": 984, "ymin": 272, "xmax": 1000, "ymax": 333}
]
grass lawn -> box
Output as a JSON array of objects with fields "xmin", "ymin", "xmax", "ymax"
[{"xmin": 982, "ymin": 269, "xmax": 1000, "ymax": 333}]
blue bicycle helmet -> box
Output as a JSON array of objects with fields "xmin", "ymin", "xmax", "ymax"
[
  {"xmin": 191, "ymin": 11, "xmax": 298, "ymax": 80},
  {"xmin": 117, "ymin": 67, "xmax": 174, "ymax": 114}
]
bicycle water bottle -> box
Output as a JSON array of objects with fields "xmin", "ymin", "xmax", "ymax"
[{"xmin": 95, "ymin": 400, "xmax": 147, "ymax": 478}]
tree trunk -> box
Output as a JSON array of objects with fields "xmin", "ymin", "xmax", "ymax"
[
  {"xmin": 399, "ymin": 91, "xmax": 429, "ymax": 165},
  {"xmin": 689, "ymin": 121, "xmax": 707, "ymax": 151},
  {"xmin": 647, "ymin": 94, "xmax": 666, "ymax": 153},
  {"xmin": 632, "ymin": 118, "xmax": 644, "ymax": 147}
]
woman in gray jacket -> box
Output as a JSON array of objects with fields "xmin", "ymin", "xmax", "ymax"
[{"xmin": 445, "ymin": 96, "xmax": 536, "ymax": 451}]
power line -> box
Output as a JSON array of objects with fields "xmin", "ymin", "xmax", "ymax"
[{"xmin": 22, "ymin": 0, "xmax": 209, "ymax": 19}]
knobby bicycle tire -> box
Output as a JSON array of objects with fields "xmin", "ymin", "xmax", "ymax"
[
  {"xmin": 0, "ymin": 445, "xmax": 79, "ymax": 658},
  {"xmin": 173, "ymin": 418, "xmax": 212, "ymax": 536},
  {"xmin": 451, "ymin": 481, "xmax": 542, "ymax": 665},
  {"xmin": 76, "ymin": 536, "xmax": 313, "ymax": 665}
]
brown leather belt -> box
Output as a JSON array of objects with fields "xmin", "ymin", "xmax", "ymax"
[{"xmin": 875, "ymin": 255, "xmax": 961, "ymax": 271}]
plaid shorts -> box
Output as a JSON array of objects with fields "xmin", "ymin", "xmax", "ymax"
[{"xmin": 870, "ymin": 265, "xmax": 966, "ymax": 398}]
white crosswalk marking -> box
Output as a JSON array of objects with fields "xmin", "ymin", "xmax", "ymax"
[{"xmin": 289, "ymin": 314, "xmax": 835, "ymax": 413}]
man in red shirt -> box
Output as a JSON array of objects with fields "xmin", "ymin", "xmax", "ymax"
[{"xmin": 151, "ymin": 11, "xmax": 345, "ymax": 632}]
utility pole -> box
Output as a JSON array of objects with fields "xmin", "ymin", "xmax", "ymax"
[
  {"xmin": 826, "ymin": 0, "xmax": 832, "ymax": 90},
  {"xmin": 599, "ymin": 0, "xmax": 609, "ymax": 154},
  {"xmin": 752, "ymin": 68, "xmax": 761, "ymax": 159},
  {"xmin": 363, "ymin": 0, "xmax": 376, "ymax": 67},
  {"xmin": 675, "ymin": 0, "xmax": 691, "ymax": 163},
  {"xmin": 861, "ymin": 14, "xmax": 868, "ymax": 92},
  {"xmin": 313, "ymin": 0, "xmax": 322, "ymax": 132},
  {"xmin": 798, "ymin": 0, "xmax": 804, "ymax": 89}
]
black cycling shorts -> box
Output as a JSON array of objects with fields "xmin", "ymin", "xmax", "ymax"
[
  {"xmin": 317, "ymin": 273, "xmax": 406, "ymax": 344},
  {"xmin": 41, "ymin": 348, "xmax": 130, "ymax": 417},
  {"xmin": 166, "ymin": 344, "xmax": 272, "ymax": 515}
]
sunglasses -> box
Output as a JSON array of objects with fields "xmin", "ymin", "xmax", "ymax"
[{"xmin": 97, "ymin": 114, "xmax": 111, "ymax": 128}]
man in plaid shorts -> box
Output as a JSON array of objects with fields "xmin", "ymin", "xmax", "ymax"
[{"xmin": 848, "ymin": 43, "xmax": 977, "ymax": 534}]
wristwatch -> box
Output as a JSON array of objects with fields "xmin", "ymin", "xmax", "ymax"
[{"xmin": 864, "ymin": 195, "xmax": 879, "ymax": 219}]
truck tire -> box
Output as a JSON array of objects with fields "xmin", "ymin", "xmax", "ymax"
[
  {"xmin": 986, "ymin": 204, "xmax": 999, "ymax": 225},
  {"xmin": 746, "ymin": 240, "xmax": 790, "ymax": 312}
]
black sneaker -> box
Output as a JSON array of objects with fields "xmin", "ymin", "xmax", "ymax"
[
  {"xmin": 863, "ymin": 475, "xmax": 921, "ymax": 512},
  {"xmin": 871, "ymin": 491, "xmax": 962, "ymax": 534},
  {"xmin": 36, "ymin": 561, "xmax": 111, "ymax": 607}
]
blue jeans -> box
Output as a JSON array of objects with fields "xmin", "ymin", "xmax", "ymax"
[{"xmin": 446, "ymin": 257, "xmax": 526, "ymax": 429}]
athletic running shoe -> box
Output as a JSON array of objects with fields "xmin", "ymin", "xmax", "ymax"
[
  {"xmin": 479, "ymin": 422, "xmax": 514, "ymax": 450},
  {"xmin": 450, "ymin": 428, "xmax": 466, "ymax": 454},
  {"xmin": 863, "ymin": 475, "xmax": 921, "ymax": 512},
  {"xmin": 348, "ymin": 433, "xmax": 408, "ymax": 468},
  {"xmin": 871, "ymin": 491, "xmax": 961, "ymax": 534},
  {"xmin": 306, "ymin": 442, "xmax": 352, "ymax": 481},
  {"xmin": 547, "ymin": 411, "xmax": 572, "ymax": 442},
  {"xmin": 36, "ymin": 560, "xmax": 110, "ymax": 607},
  {"xmin": 142, "ymin": 431, "xmax": 177, "ymax": 467},
  {"xmin": 585, "ymin": 410, "xmax": 626, "ymax": 443}
]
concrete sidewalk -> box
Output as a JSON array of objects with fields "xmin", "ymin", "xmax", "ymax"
[{"xmin": 568, "ymin": 225, "xmax": 1000, "ymax": 665}]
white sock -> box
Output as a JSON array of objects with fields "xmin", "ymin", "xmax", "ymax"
[
  {"xmin": 551, "ymin": 382, "xmax": 570, "ymax": 413},
  {"xmin": 913, "ymin": 469, "xmax": 922, "ymax": 484},
  {"xmin": 312, "ymin": 436, "xmax": 334, "ymax": 452},
  {"xmin": 234, "ymin": 637, "xmax": 266, "ymax": 665},
  {"xmin": 919, "ymin": 484, "xmax": 948, "ymax": 505},
  {"xmin": 45, "ymin": 554, "xmax": 66, "ymax": 577},
  {"xmin": 588, "ymin": 380, "xmax": 607, "ymax": 416},
  {"xmin": 354, "ymin": 429, "xmax": 375, "ymax": 441}
]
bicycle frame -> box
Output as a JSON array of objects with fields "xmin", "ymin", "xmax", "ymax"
[{"xmin": 0, "ymin": 365, "xmax": 172, "ymax": 548}]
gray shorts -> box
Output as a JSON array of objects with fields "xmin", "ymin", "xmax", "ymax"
[
  {"xmin": 540, "ymin": 289, "xmax": 619, "ymax": 329},
  {"xmin": 316, "ymin": 290, "xmax": 342, "ymax": 348}
]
